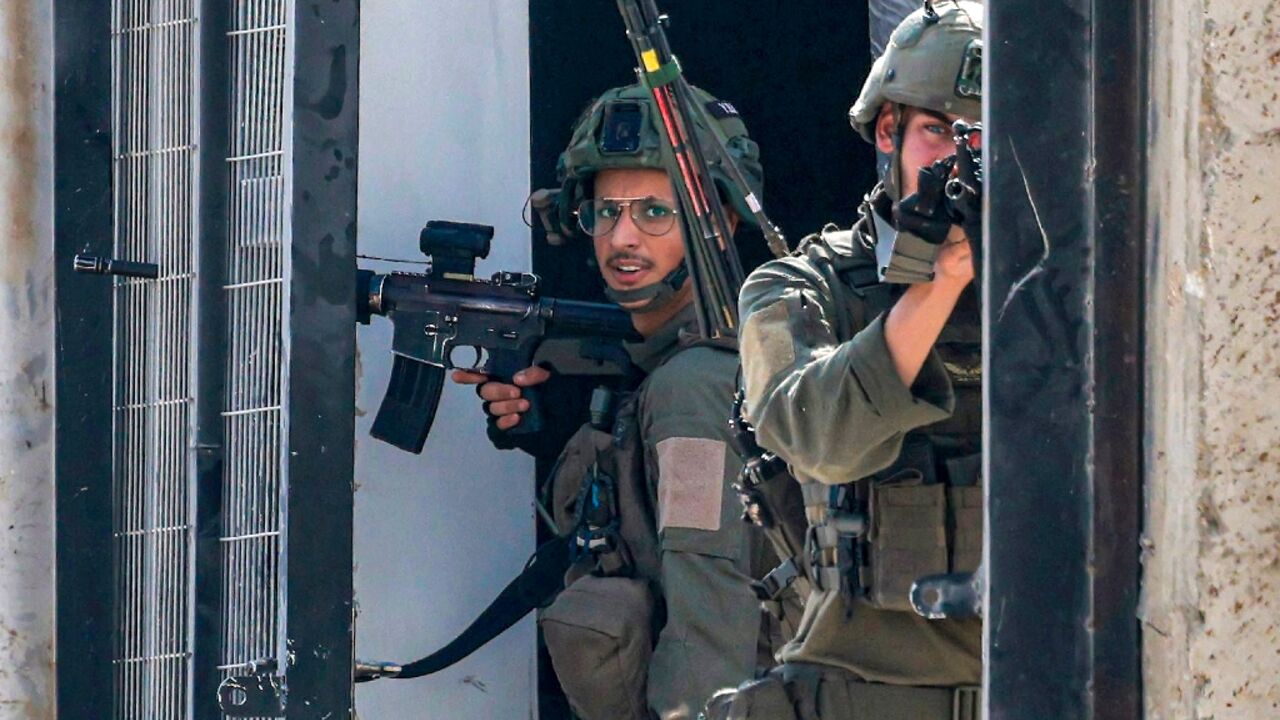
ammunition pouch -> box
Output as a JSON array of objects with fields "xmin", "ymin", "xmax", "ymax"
[
  {"xmin": 706, "ymin": 663, "xmax": 981, "ymax": 720},
  {"xmin": 548, "ymin": 396, "xmax": 660, "ymax": 583},
  {"xmin": 540, "ymin": 575, "xmax": 655, "ymax": 720},
  {"xmin": 803, "ymin": 433, "xmax": 983, "ymax": 612},
  {"xmin": 868, "ymin": 472, "xmax": 948, "ymax": 611},
  {"xmin": 947, "ymin": 484, "xmax": 983, "ymax": 577}
]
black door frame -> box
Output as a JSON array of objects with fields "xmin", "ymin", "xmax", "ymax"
[
  {"xmin": 53, "ymin": 1, "xmax": 116, "ymax": 714},
  {"xmin": 281, "ymin": 0, "xmax": 360, "ymax": 715},
  {"xmin": 985, "ymin": 0, "xmax": 1147, "ymax": 717}
]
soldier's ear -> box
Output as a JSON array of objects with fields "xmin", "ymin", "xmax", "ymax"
[
  {"xmin": 725, "ymin": 208, "xmax": 740, "ymax": 235},
  {"xmin": 874, "ymin": 102, "xmax": 898, "ymax": 155}
]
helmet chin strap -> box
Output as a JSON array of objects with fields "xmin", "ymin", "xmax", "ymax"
[
  {"xmin": 604, "ymin": 263, "xmax": 690, "ymax": 313},
  {"xmin": 883, "ymin": 103, "xmax": 908, "ymax": 202}
]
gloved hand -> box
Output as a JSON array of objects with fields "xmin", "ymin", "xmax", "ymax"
[{"xmin": 893, "ymin": 156, "xmax": 957, "ymax": 246}]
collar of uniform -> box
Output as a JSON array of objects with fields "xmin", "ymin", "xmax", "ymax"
[{"xmin": 624, "ymin": 302, "xmax": 698, "ymax": 373}]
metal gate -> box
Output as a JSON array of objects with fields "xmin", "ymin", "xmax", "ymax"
[
  {"xmin": 219, "ymin": 2, "xmax": 291, "ymax": 711},
  {"xmin": 110, "ymin": 1, "xmax": 200, "ymax": 716},
  {"xmin": 55, "ymin": 1, "xmax": 359, "ymax": 718}
]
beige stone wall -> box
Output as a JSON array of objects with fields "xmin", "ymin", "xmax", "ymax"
[
  {"xmin": 1143, "ymin": 0, "xmax": 1280, "ymax": 717},
  {"xmin": 0, "ymin": 1, "xmax": 55, "ymax": 717}
]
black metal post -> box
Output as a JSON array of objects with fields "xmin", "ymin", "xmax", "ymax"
[
  {"xmin": 53, "ymin": 2, "xmax": 116, "ymax": 715},
  {"xmin": 192, "ymin": 1, "xmax": 230, "ymax": 717},
  {"xmin": 984, "ymin": 0, "xmax": 1146, "ymax": 717},
  {"xmin": 284, "ymin": 0, "xmax": 360, "ymax": 716}
]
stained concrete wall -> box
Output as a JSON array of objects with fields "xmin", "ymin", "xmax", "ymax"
[
  {"xmin": 0, "ymin": 1, "xmax": 56, "ymax": 717},
  {"xmin": 1143, "ymin": 0, "xmax": 1280, "ymax": 717}
]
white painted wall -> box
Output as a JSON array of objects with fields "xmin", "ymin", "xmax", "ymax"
[
  {"xmin": 1143, "ymin": 0, "xmax": 1280, "ymax": 716},
  {"xmin": 354, "ymin": 2, "xmax": 536, "ymax": 718},
  {"xmin": 0, "ymin": 1, "xmax": 56, "ymax": 718}
]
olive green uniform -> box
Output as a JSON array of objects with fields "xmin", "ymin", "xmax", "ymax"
[
  {"xmin": 709, "ymin": 203, "xmax": 982, "ymax": 719},
  {"xmin": 535, "ymin": 77, "xmax": 791, "ymax": 720},
  {"xmin": 706, "ymin": 2, "xmax": 986, "ymax": 716},
  {"xmin": 542, "ymin": 307, "xmax": 779, "ymax": 720}
]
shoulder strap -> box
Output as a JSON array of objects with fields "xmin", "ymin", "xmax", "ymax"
[
  {"xmin": 795, "ymin": 220, "xmax": 897, "ymax": 336},
  {"xmin": 372, "ymin": 534, "xmax": 573, "ymax": 681},
  {"xmin": 677, "ymin": 330, "xmax": 738, "ymax": 354},
  {"xmin": 843, "ymin": 268, "xmax": 896, "ymax": 326}
]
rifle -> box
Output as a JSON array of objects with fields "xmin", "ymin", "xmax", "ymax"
[
  {"xmin": 880, "ymin": 120, "xmax": 984, "ymax": 284},
  {"xmin": 614, "ymin": 0, "xmax": 787, "ymax": 339},
  {"xmin": 944, "ymin": 120, "xmax": 983, "ymax": 288},
  {"xmin": 358, "ymin": 220, "xmax": 640, "ymax": 453}
]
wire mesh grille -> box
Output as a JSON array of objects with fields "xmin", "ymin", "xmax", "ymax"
[
  {"xmin": 219, "ymin": 2, "xmax": 291, "ymax": 718},
  {"xmin": 110, "ymin": 1, "xmax": 199, "ymax": 717}
]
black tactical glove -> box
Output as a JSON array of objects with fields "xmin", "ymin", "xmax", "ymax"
[{"xmin": 894, "ymin": 156, "xmax": 957, "ymax": 246}]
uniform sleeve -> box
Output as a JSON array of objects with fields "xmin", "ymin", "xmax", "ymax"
[
  {"xmin": 646, "ymin": 552, "xmax": 760, "ymax": 719},
  {"xmin": 640, "ymin": 349, "xmax": 761, "ymax": 719},
  {"xmin": 738, "ymin": 259, "xmax": 954, "ymax": 485}
]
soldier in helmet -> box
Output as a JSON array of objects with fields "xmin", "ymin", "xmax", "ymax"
[
  {"xmin": 705, "ymin": 2, "xmax": 985, "ymax": 718},
  {"xmin": 454, "ymin": 83, "xmax": 797, "ymax": 720}
]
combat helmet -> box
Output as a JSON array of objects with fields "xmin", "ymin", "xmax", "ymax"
[
  {"xmin": 552, "ymin": 82, "xmax": 764, "ymax": 310},
  {"xmin": 849, "ymin": 0, "xmax": 983, "ymax": 145},
  {"xmin": 558, "ymin": 83, "xmax": 763, "ymax": 230}
]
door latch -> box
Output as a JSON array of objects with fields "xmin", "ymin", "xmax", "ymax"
[{"xmin": 73, "ymin": 253, "xmax": 160, "ymax": 280}]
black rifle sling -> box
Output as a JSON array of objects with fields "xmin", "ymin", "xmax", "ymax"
[{"xmin": 389, "ymin": 534, "xmax": 573, "ymax": 680}]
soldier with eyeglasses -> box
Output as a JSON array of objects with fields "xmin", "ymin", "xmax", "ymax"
[{"xmin": 453, "ymin": 83, "xmax": 798, "ymax": 720}]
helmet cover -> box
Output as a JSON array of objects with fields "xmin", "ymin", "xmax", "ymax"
[
  {"xmin": 556, "ymin": 83, "xmax": 764, "ymax": 233},
  {"xmin": 849, "ymin": 0, "xmax": 984, "ymax": 143}
]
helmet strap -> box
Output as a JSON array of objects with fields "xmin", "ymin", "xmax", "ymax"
[
  {"xmin": 884, "ymin": 104, "xmax": 909, "ymax": 202},
  {"xmin": 603, "ymin": 263, "xmax": 690, "ymax": 313}
]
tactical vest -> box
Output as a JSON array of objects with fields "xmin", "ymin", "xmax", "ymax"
[
  {"xmin": 539, "ymin": 390, "xmax": 661, "ymax": 720},
  {"xmin": 730, "ymin": 390, "xmax": 811, "ymax": 622},
  {"xmin": 737, "ymin": 220, "xmax": 983, "ymax": 614},
  {"xmin": 541, "ymin": 336, "xmax": 795, "ymax": 720}
]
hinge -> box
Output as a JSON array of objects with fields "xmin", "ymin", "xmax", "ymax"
[{"xmin": 217, "ymin": 658, "xmax": 286, "ymax": 717}]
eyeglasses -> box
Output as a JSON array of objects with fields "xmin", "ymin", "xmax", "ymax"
[{"xmin": 575, "ymin": 196, "xmax": 679, "ymax": 238}]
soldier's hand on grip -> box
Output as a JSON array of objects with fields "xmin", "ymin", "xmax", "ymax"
[{"xmin": 452, "ymin": 367, "xmax": 553, "ymax": 431}]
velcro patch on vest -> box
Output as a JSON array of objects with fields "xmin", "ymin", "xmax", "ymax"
[
  {"xmin": 705, "ymin": 100, "xmax": 741, "ymax": 119},
  {"xmin": 656, "ymin": 437, "xmax": 726, "ymax": 533},
  {"xmin": 739, "ymin": 300, "xmax": 796, "ymax": 409}
]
